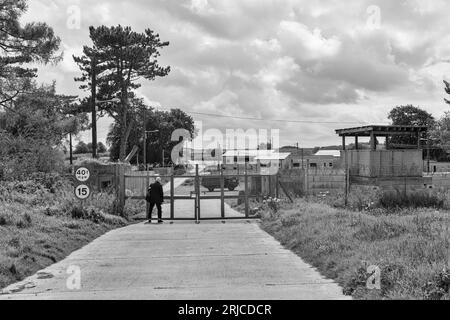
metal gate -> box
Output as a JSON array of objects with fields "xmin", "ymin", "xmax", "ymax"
[{"xmin": 123, "ymin": 165, "xmax": 279, "ymax": 221}]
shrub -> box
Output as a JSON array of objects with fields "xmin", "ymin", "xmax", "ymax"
[
  {"xmin": 378, "ymin": 192, "xmax": 445, "ymax": 209},
  {"xmin": 423, "ymin": 269, "xmax": 450, "ymax": 300}
]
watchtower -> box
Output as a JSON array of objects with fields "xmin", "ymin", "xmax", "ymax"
[{"xmin": 335, "ymin": 125, "xmax": 431, "ymax": 192}]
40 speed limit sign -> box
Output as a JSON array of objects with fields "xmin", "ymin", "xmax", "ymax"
[
  {"xmin": 74, "ymin": 184, "xmax": 91, "ymax": 200},
  {"xmin": 75, "ymin": 167, "xmax": 90, "ymax": 182}
]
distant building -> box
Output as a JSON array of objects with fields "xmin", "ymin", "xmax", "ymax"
[
  {"xmin": 426, "ymin": 161, "xmax": 450, "ymax": 173},
  {"xmin": 287, "ymin": 149, "xmax": 341, "ymax": 169},
  {"xmin": 255, "ymin": 152, "xmax": 291, "ymax": 169},
  {"xmin": 222, "ymin": 149, "xmax": 275, "ymax": 165}
]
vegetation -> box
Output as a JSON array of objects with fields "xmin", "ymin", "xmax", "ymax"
[
  {"xmin": 0, "ymin": 0, "xmax": 60, "ymax": 96},
  {"xmin": 0, "ymin": 173, "xmax": 146, "ymax": 289},
  {"xmin": 74, "ymin": 141, "xmax": 107, "ymax": 154},
  {"xmin": 387, "ymin": 105, "xmax": 435, "ymax": 148},
  {"xmin": 73, "ymin": 25, "xmax": 171, "ymax": 161},
  {"xmin": 107, "ymin": 107, "xmax": 195, "ymax": 164},
  {"xmin": 260, "ymin": 199, "xmax": 450, "ymax": 300}
]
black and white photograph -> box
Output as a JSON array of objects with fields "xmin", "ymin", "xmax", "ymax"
[{"xmin": 1, "ymin": 0, "xmax": 450, "ymax": 309}]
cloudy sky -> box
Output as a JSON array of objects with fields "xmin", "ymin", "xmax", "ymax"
[{"xmin": 23, "ymin": 0, "xmax": 450, "ymax": 148}]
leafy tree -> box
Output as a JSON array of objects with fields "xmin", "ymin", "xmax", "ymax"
[
  {"xmin": 74, "ymin": 141, "xmax": 89, "ymax": 154},
  {"xmin": 73, "ymin": 25, "xmax": 170, "ymax": 161},
  {"xmin": 107, "ymin": 107, "xmax": 195, "ymax": 164},
  {"xmin": 444, "ymin": 80, "xmax": 450, "ymax": 106},
  {"xmin": 97, "ymin": 142, "xmax": 107, "ymax": 153},
  {"xmin": 85, "ymin": 142, "xmax": 107, "ymax": 153},
  {"xmin": 0, "ymin": 0, "xmax": 61, "ymax": 106},
  {"xmin": 3, "ymin": 81, "xmax": 84, "ymax": 144},
  {"xmin": 0, "ymin": 82, "xmax": 87, "ymax": 179},
  {"xmin": 387, "ymin": 105, "xmax": 435, "ymax": 148}
]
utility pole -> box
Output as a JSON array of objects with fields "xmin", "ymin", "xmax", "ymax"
[
  {"xmin": 69, "ymin": 133, "xmax": 73, "ymax": 166},
  {"xmin": 143, "ymin": 108, "xmax": 147, "ymax": 169},
  {"xmin": 91, "ymin": 56, "xmax": 98, "ymax": 159}
]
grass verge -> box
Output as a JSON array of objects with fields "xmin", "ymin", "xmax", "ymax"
[
  {"xmin": 259, "ymin": 199, "xmax": 450, "ymax": 300},
  {"xmin": 0, "ymin": 175, "xmax": 137, "ymax": 290}
]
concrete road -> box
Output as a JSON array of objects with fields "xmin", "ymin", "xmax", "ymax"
[{"xmin": 0, "ymin": 218, "xmax": 349, "ymax": 300}]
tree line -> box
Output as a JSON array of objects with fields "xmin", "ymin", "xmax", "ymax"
[
  {"xmin": 3, "ymin": 1, "xmax": 450, "ymax": 181},
  {"xmin": 0, "ymin": 1, "xmax": 194, "ymax": 180}
]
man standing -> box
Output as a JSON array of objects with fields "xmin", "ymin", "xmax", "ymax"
[{"xmin": 146, "ymin": 176, "xmax": 164, "ymax": 223}]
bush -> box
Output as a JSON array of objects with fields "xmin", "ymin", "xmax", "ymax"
[
  {"xmin": 310, "ymin": 187, "xmax": 446, "ymax": 212},
  {"xmin": 423, "ymin": 269, "xmax": 450, "ymax": 300},
  {"xmin": 69, "ymin": 205, "xmax": 127, "ymax": 226},
  {"xmin": 378, "ymin": 192, "xmax": 445, "ymax": 209},
  {"xmin": 0, "ymin": 134, "xmax": 65, "ymax": 181}
]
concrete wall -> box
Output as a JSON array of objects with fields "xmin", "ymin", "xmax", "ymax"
[{"xmin": 343, "ymin": 150, "xmax": 422, "ymax": 178}]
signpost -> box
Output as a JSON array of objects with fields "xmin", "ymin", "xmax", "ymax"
[
  {"xmin": 75, "ymin": 167, "xmax": 90, "ymax": 182},
  {"xmin": 75, "ymin": 184, "xmax": 91, "ymax": 200},
  {"xmin": 74, "ymin": 167, "xmax": 92, "ymax": 206}
]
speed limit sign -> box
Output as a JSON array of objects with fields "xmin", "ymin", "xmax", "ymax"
[
  {"xmin": 75, "ymin": 167, "xmax": 90, "ymax": 182},
  {"xmin": 75, "ymin": 184, "xmax": 91, "ymax": 200}
]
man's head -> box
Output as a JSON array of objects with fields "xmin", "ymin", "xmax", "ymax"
[{"xmin": 156, "ymin": 176, "xmax": 161, "ymax": 183}]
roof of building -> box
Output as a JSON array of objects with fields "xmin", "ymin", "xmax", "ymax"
[
  {"xmin": 314, "ymin": 150, "xmax": 341, "ymax": 157},
  {"xmin": 223, "ymin": 149, "xmax": 275, "ymax": 157},
  {"xmin": 335, "ymin": 125, "xmax": 428, "ymax": 137},
  {"xmin": 254, "ymin": 153, "xmax": 291, "ymax": 161}
]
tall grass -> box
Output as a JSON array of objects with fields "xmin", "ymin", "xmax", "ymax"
[
  {"xmin": 0, "ymin": 173, "xmax": 131, "ymax": 289},
  {"xmin": 260, "ymin": 200, "xmax": 450, "ymax": 300}
]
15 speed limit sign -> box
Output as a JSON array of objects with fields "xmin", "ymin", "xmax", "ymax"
[
  {"xmin": 75, "ymin": 167, "xmax": 90, "ymax": 182},
  {"xmin": 75, "ymin": 184, "xmax": 91, "ymax": 200}
]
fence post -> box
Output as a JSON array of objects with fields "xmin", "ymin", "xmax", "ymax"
[
  {"xmin": 220, "ymin": 167, "xmax": 225, "ymax": 219},
  {"xmin": 344, "ymin": 151, "xmax": 348, "ymax": 206},
  {"xmin": 305, "ymin": 160, "xmax": 310, "ymax": 198},
  {"xmin": 268, "ymin": 173, "xmax": 272, "ymax": 197},
  {"xmin": 275, "ymin": 173, "xmax": 279, "ymax": 199}
]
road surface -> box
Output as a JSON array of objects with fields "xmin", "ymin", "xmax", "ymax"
[{"xmin": 0, "ymin": 205, "xmax": 349, "ymax": 300}]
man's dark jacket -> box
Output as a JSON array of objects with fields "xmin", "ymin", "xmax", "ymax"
[{"xmin": 147, "ymin": 181, "xmax": 164, "ymax": 204}]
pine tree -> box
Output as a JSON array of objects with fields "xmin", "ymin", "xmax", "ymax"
[{"xmin": 74, "ymin": 25, "xmax": 170, "ymax": 160}]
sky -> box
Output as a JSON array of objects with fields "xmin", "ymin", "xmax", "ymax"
[{"xmin": 22, "ymin": 0, "xmax": 450, "ymax": 148}]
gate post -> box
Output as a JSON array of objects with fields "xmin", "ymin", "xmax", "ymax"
[
  {"xmin": 195, "ymin": 164, "xmax": 200, "ymax": 223},
  {"xmin": 146, "ymin": 168, "xmax": 150, "ymax": 219},
  {"xmin": 170, "ymin": 172, "xmax": 175, "ymax": 219},
  {"xmin": 117, "ymin": 165, "xmax": 126, "ymax": 216},
  {"xmin": 244, "ymin": 163, "xmax": 249, "ymax": 218}
]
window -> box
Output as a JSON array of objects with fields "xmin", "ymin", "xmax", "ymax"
[
  {"xmin": 233, "ymin": 156, "xmax": 238, "ymax": 163},
  {"xmin": 245, "ymin": 156, "xmax": 250, "ymax": 163},
  {"xmin": 310, "ymin": 163, "xmax": 317, "ymax": 168},
  {"xmin": 329, "ymin": 163, "xmax": 333, "ymax": 167}
]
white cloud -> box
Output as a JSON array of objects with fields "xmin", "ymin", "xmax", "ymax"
[{"xmin": 22, "ymin": 0, "xmax": 450, "ymax": 147}]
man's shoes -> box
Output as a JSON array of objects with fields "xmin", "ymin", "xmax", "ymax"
[{"xmin": 158, "ymin": 220, "xmax": 163, "ymax": 224}]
